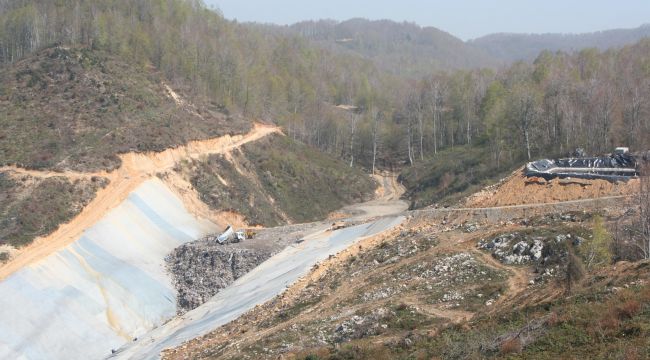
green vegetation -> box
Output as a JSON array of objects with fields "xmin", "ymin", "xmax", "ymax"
[
  {"xmin": 243, "ymin": 135, "xmax": 376, "ymax": 223},
  {"xmin": 0, "ymin": 172, "xmax": 107, "ymax": 247},
  {"xmin": 586, "ymin": 215, "xmax": 613, "ymax": 269},
  {"xmin": 0, "ymin": 46, "xmax": 247, "ymax": 171},
  {"xmin": 186, "ymin": 135, "xmax": 376, "ymax": 226},
  {"xmin": 288, "ymin": 266, "xmax": 650, "ymax": 360},
  {"xmin": 399, "ymin": 145, "xmax": 518, "ymax": 208},
  {"xmin": 2, "ymin": 1, "xmax": 648, "ymax": 181},
  {"xmin": 471, "ymin": 24, "xmax": 650, "ymax": 62},
  {"xmin": 1, "ymin": 0, "xmax": 649, "ymax": 202},
  {"xmin": 283, "ymin": 19, "xmax": 500, "ymax": 77},
  {"xmin": 186, "ymin": 154, "xmax": 285, "ymax": 227}
]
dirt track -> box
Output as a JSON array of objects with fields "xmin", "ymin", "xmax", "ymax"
[{"xmin": 0, "ymin": 123, "xmax": 282, "ymax": 281}]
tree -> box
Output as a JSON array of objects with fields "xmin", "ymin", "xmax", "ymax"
[
  {"xmin": 370, "ymin": 107, "xmax": 381, "ymax": 174},
  {"xmin": 510, "ymin": 85, "xmax": 538, "ymax": 161},
  {"xmin": 349, "ymin": 112, "xmax": 358, "ymax": 167},
  {"xmin": 633, "ymin": 163, "xmax": 650, "ymax": 259}
]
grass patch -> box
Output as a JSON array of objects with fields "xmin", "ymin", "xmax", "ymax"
[
  {"xmin": 188, "ymin": 135, "xmax": 376, "ymax": 226},
  {"xmin": 243, "ymin": 135, "xmax": 376, "ymax": 223},
  {"xmin": 399, "ymin": 145, "xmax": 521, "ymax": 209}
]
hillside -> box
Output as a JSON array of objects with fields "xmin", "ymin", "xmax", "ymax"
[
  {"xmin": 0, "ymin": 2, "xmax": 649, "ymax": 359},
  {"xmin": 0, "ymin": 46, "xmax": 247, "ymax": 172},
  {"xmin": 282, "ymin": 18, "xmax": 500, "ymax": 77},
  {"xmin": 471, "ymin": 24, "xmax": 650, "ymax": 61},
  {"xmin": 160, "ymin": 179, "xmax": 648, "ymax": 360},
  {"xmin": 176, "ymin": 134, "xmax": 377, "ymax": 227}
]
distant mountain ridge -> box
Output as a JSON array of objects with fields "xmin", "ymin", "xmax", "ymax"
[
  {"xmin": 470, "ymin": 24, "xmax": 650, "ymax": 61},
  {"xmin": 276, "ymin": 18, "xmax": 501, "ymax": 77},
  {"xmin": 275, "ymin": 19, "xmax": 650, "ymax": 76}
]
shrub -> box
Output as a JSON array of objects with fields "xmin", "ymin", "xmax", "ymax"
[
  {"xmin": 499, "ymin": 337, "xmax": 522, "ymax": 354},
  {"xmin": 585, "ymin": 215, "xmax": 612, "ymax": 269},
  {"xmin": 616, "ymin": 300, "xmax": 641, "ymax": 320}
]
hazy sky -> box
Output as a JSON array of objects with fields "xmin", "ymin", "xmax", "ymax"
[{"xmin": 205, "ymin": 0, "xmax": 650, "ymax": 40}]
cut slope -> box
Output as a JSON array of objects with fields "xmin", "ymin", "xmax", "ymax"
[
  {"xmin": 0, "ymin": 124, "xmax": 281, "ymax": 281},
  {"xmin": 0, "ymin": 179, "xmax": 218, "ymax": 360},
  {"xmin": 465, "ymin": 168, "xmax": 639, "ymax": 208}
]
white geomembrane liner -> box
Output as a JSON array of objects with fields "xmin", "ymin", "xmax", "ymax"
[
  {"xmin": 112, "ymin": 215, "xmax": 405, "ymax": 360},
  {"xmin": 0, "ymin": 178, "xmax": 218, "ymax": 360}
]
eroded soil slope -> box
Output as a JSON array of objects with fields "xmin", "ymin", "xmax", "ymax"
[
  {"xmin": 466, "ymin": 168, "xmax": 639, "ymax": 208},
  {"xmin": 0, "ymin": 124, "xmax": 281, "ymax": 281}
]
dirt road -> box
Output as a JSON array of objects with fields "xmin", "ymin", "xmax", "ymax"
[
  {"xmin": 0, "ymin": 124, "xmax": 281, "ymax": 281},
  {"xmin": 338, "ymin": 173, "xmax": 409, "ymax": 220}
]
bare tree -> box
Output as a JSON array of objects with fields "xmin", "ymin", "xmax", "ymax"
[
  {"xmin": 406, "ymin": 114, "xmax": 414, "ymax": 166},
  {"xmin": 427, "ymin": 79, "xmax": 441, "ymax": 154},
  {"xmin": 634, "ymin": 163, "xmax": 650, "ymax": 258},
  {"xmin": 349, "ymin": 112, "xmax": 358, "ymax": 167},
  {"xmin": 516, "ymin": 92, "xmax": 536, "ymax": 160},
  {"xmin": 371, "ymin": 108, "xmax": 381, "ymax": 175}
]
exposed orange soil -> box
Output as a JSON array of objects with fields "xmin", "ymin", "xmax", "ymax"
[
  {"xmin": 0, "ymin": 123, "xmax": 282, "ymax": 281},
  {"xmin": 466, "ymin": 168, "xmax": 639, "ymax": 208}
]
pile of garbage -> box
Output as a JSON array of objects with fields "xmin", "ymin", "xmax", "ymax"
[
  {"xmin": 166, "ymin": 243, "xmax": 271, "ymax": 314},
  {"xmin": 526, "ymin": 148, "xmax": 639, "ymax": 181}
]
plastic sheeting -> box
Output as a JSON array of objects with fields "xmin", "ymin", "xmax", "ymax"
[
  {"xmin": 111, "ymin": 216, "xmax": 406, "ymax": 360},
  {"xmin": 526, "ymin": 153, "xmax": 639, "ymax": 180},
  {"xmin": 0, "ymin": 179, "xmax": 218, "ymax": 360}
]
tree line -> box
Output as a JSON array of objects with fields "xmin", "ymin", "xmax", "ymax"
[{"xmin": 1, "ymin": 0, "xmax": 649, "ymax": 173}]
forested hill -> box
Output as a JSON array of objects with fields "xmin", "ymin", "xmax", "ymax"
[
  {"xmin": 0, "ymin": 0, "xmax": 389, "ymax": 171},
  {"xmin": 276, "ymin": 18, "xmax": 501, "ymax": 77},
  {"xmin": 470, "ymin": 24, "xmax": 650, "ymax": 62},
  {"xmin": 1, "ymin": 0, "xmax": 650, "ymax": 211}
]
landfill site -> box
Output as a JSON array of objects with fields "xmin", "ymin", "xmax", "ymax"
[{"xmin": 0, "ymin": 142, "xmax": 646, "ymax": 360}]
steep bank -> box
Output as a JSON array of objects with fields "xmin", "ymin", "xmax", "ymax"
[
  {"xmin": 465, "ymin": 168, "xmax": 640, "ymax": 208},
  {"xmin": 0, "ymin": 179, "xmax": 218, "ymax": 360},
  {"xmin": 0, "ymin": 124, "xmax": 281, "ymax": 281},
  {"xmin": 179, "ymin": 134, "xmax": 378, "ymax": 226},
  {"xmin": 0, "ymin": 46, "xmax": 248, "ymax": 172}
]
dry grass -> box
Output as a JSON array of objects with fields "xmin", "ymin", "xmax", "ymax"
[
  {"xmin": 499, "ymin": 337, "xmax": 522, "ymax": 355},
  {"xmin": 616, "ymin": 299, "xmax": 641, "ymax": 320}
]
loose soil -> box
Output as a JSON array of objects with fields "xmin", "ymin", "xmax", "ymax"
[
  {"xmin": 0, "ymin": 124, "xmax": 281, "ymax": 281},
  {"xmin": 465, "ymin": 168, "xmax": 639, "ymax": 208}
]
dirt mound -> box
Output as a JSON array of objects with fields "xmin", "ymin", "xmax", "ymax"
[{"xmin": 466, "ymin": 168, "xmax": 639, "ymax": 208}]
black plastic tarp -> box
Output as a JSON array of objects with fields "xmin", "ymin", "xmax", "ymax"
[{"xmin": 526, "ymin": 153, "xmax": 639, "ymax": 181}]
